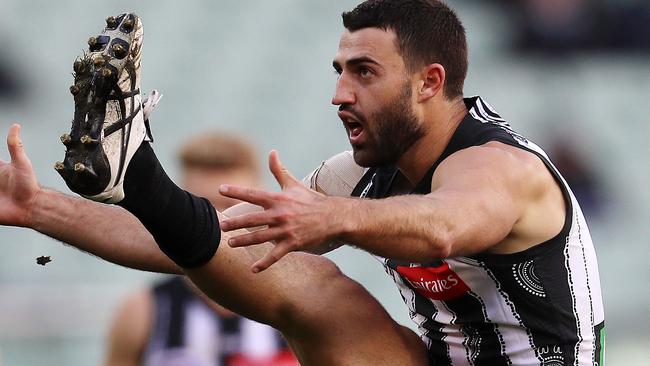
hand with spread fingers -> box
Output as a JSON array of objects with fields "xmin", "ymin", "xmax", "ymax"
[
  {"xmin": 0, "ymin": 124, "xmax": 41, "ymax": 228},
  {"xmin": 220, "ymin": 150, "xmax": 347, "ymax": 273}
]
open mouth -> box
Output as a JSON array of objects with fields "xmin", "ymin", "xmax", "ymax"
[
  {"xmin": 339, "ymin": 110, "xmax": 366, "ymax": 143},
  {"xmin": 347, "ymin": 121, "xmax": 363, "ymax": 139}
]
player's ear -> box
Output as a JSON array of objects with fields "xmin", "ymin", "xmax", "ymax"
[{"xmin": 417, "ymin": 64, "xmax": 445, "ymax": 102}]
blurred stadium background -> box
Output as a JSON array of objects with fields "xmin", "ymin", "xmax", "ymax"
[{"xmin": 0, "ymin": 0, "xmax": 648, "ymax": 364}]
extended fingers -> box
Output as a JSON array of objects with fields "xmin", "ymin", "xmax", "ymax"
[
  {"xmin": 219, "ymin": 185, "xmax": 276, "ymax": 207},
  {"xmin": 227, "ymin": 227, "xmax": 286, "ymax": 248},
  {"xmin": 221, "ymin": 210, "xmax": 275, "ymax": 232},
  {"xmin": 268, "ymin": 150, "xmax": 300, "ymax": 189},
  {"xmin": 251, "ymin": 243, "xmax": 293, "ymax": 273}
]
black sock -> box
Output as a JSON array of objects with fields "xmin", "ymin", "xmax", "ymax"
[{"xmin": 118, "ymin": 142, "xmax": 221, "ymax": 268}]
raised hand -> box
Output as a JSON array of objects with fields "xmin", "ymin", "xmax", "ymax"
[
  {"xmin": 0, "ymin": 124, "xmax": 41, "ymax": 227},
  {"xmin": 220, "ymin": 150, "xmax": 347, "ymax": 273}
]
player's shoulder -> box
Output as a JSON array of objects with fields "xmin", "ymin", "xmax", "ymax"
[
  {"xmin": 442, "ymin": 141, "xmax": 537, "ymax": 169},
  {"xmin": 435, "ymin": 141, "xmax": 551, "ymax": 193},
  {"xmin": 483, "ymin": 141, "xmax": 545, "ymax": 172}
]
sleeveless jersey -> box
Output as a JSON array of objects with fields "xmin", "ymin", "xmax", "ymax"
[
  {"xmin": 143, "ymin": 277, "xmax": 298, "ymax": 366},
  {"xmin": 351, "ymin": 96, "xmax": 605, "ymax": 366}
]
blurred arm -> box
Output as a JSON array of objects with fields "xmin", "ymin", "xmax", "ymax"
[{"xmin": 104, "ymin": 289, "xmax": 153, "ymax": 366}]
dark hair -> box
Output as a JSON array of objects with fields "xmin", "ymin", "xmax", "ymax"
[{"xmin": 342, "ymin": 0, "xmax": 467, "ymax": 98}]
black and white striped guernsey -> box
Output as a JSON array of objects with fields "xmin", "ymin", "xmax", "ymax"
[
  {"xmin": 143, "ymin": 277, "xmax": 298, "ymax": 366},
  {"xmin": 351, "ymin": 96, "xmax": 605, "ymax": 366}
]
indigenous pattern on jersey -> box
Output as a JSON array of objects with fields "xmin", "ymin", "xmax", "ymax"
[
  {"xmin": 351, "ymin": 97, "xmax": 605, "ymax": 366},
  {"xmin": 143, "ymin": 277, "xmax": 298, "ymax": 366}
]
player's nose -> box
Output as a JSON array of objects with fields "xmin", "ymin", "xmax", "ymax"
[{"xmin": 331, "ymin": 76, "xmax": 356, "ymax": 106}]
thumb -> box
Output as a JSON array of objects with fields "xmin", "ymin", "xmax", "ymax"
[
  {"xmin": 7, "ymin": 124, "xmax": 29, "ymax": 168},
  {"xmin": 268, "ymin": 150, "xmax": 299, "ymax": 189}
]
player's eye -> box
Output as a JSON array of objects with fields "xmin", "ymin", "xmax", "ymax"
[{"xmin": 359, "ymin": 67, "xmax": 373, "ymax": 78}]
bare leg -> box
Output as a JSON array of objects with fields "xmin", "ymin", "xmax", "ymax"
[{"xmin": 187, "ymin": 214, "xmax": 428, "ymax": 365}]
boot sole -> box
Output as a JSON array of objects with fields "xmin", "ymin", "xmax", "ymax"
[{"xmin": 56, "ymin": 13, "xmax": 142, "ymax": 199}]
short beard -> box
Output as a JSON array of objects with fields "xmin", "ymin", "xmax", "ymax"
[{"xmin": 352, "ymin": 83, "xmax": 426, "ymax": 167}]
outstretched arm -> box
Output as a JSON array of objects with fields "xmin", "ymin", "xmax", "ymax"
[
  {"xmin": 0, "ymin": 124, "xmax": 180, "ymax": 274},
  {"xmin": 220, "ymin": 144, "xmax": 565, "ymax": 270},
  {"xmin": 0, "ymin": 124, "xmax": 361, "ymax": 274},
  {"xmin": 103, "ymin": 289, "xmax": 152, "ymax": 366},
  {"xmin": 31, "ymin": 188, "xmax": 180, "ymax": 273}
]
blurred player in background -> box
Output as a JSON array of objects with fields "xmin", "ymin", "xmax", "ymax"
[{"xmin": 105, "ymin": 133, "xmax": 298, "ymax": 366}]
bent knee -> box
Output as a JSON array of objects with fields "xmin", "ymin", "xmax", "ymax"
[{"xmin": 274, "ymin": 252, "xmax": 386, "ymax": 331}]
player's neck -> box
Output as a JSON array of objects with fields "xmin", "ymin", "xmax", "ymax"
[{"xmin": 397, "ymin": 97, "xmax": 467, "ymax": 185}]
